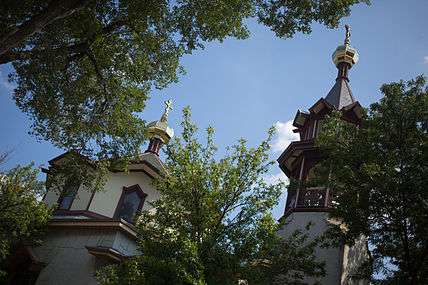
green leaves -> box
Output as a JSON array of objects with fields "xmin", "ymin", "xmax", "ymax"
[
  {"xmin": 0, "ymin": 161, "xmax": 52, "ymax": 278},
  {"xmin": 96, "ymin": 109, "xmax": 324, "ymax": 284},
  {"xmin": 1, "ymin": 0, "xmax": 368, "ymax": 161},
  {"xmin": 256, "ymin": 0, "xmax": 369, "ymax": 38},
  {"xmin": 315, "ymin": 76, "xmax": 428, "ymax": 282}
]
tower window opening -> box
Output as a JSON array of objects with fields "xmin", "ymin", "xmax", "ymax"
[{"xmin": 296, "ymin": 188, "xmax": 327, "ymax": 208}]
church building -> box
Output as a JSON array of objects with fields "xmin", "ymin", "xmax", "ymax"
[
  {"xmin": 277, "ymin": 26, "xmax": 370, "ymax": 285},
  {"xmin": 6, "ymin": 27, "xmax": 371, "ymax": 285},
  {"xmin": 7, "ymin": 102, "xmax": 175, "ymax": 285}
]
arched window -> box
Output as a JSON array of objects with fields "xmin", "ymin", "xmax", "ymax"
[{"xmin": 114, "ymin": 185, "xmax": 147, "ymax": 223}]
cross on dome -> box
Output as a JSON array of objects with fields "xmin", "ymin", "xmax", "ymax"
[
  {"xmin": 344, "ymin": 24, "xmax": 351, "ymax": 46},
  {"xmin": 160, "ymin": 99, "xmax": 173, "ymax": 122}
]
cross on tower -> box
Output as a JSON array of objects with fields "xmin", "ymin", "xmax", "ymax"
[
  {"xmin": 160, "ymin": 99, "xmax": 173, "ymax": 122},
  {"xmin": 344, "ymin": 24, "xmax": 351, "ymax": 46}
]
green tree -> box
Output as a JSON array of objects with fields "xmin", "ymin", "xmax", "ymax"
[
  {"xmin": 0, "ymin": 154, "xmax": 52, "ymax": 279},
  {"xmin": 314, "ymin": 76, "xmax": 428, "ymax": 284},
  {"xmin": 96, "ymin": 108, "xmax": 325, "ymax": 285},
  {"xmin": 0, "ymin": 0, "xmax": 369, "ymax": 160}
]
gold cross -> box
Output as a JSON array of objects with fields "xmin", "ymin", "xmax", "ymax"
[
  {"xmin": 344, "ymin": 24, "xmax": 351, "ymax": 46},
  {"xmin": 164, "ymin": 99, "xmax": 173, "ymax": 114},
  {"xmin": 161, "ymin": 99, "xmax": 173, "ymax": 122}
]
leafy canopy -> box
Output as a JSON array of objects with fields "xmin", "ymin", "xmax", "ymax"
[
  {"xmin": 96, "ymin": 108, "xmax": 325, "ymax": 285},
  {"xmin": 0, "ymin": 156, "xmax": 52, "ymax": 279},
  {"xmin": 0, "ymin": 0, "xmax": 369, "ymax": 160},
  {"xmin": 314, "ymin": 76, "xmax": 428, "ymax": 284}
]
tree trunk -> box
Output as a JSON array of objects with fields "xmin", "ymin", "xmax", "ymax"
[{"xmin": 0, "ymin": 0, "xmax": 90, "ymax": 59}]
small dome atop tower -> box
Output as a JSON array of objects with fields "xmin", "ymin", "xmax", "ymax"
[
  {"xmin": 325, "ymin": 25, "xmax": 360, "ymax": 109},
  {"xmin": 145, "ymin": 100, "xmax": 174, "ymax": 155},
  {"xmin": 332, "ymin": 25, "xmax": 359, "ymax": 68}
]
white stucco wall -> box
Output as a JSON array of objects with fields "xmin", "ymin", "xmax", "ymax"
[
  {"xmin": 43, "ymin": 189, "xmax": 60, "ymax": 208},
  {"xmin": 89, "ymin": 171, "xmax": 159, "ymax": 218},
  {"xmin": 278, "ymin": 212, "xmax": 342, "ymax": 285},
  {"xmin": 33, "ymin": 227, "xmax": 139, "ymax": 285},
  {"xmin": 70, "ymin": 186, "xmax": 93, "ymax": 210},
  {"xmin": 279, "ymin": 212, "xmax": 370, "ymax": 285}
]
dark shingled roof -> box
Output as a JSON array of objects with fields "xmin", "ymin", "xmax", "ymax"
[{"xmin": 325, "ymin": 78, "xmax": 355, "ymax": 109}]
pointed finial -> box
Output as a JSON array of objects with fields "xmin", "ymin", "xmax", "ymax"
[
  {"xmin": 160, "ymin": 99, "xmax": 173, "ymax": 122},
  {"xmin": 344, "ymin": 24, "xmax": 351, "ymax": 46}
]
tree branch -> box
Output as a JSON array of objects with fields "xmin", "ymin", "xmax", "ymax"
[
  {"xmin": 0, "ymin": 40, "xmax": 91, "ymax": 65},
  {"xmin": 0, "ymin": 50, "xmax": 32, "ymax": 64},
  {"xmin": 0, "ymin": 0, "xmax": 91, "ymax": 58},
  {"xmin": 0, "ymin": 17, "xmax": 128, "ymax": 66},
  {"xmin": 85, "ymin": 48, "xmax": 112, "ymax": 114}
]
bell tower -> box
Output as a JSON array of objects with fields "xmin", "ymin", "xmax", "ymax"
[{"xmin": 277, "ymin": 26, "xmax": 369, "ymax": 285}]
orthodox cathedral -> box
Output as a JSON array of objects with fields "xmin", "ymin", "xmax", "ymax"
[{"xmin": 7, "ymin": 27, "xmax": 369, "ymax": 284}]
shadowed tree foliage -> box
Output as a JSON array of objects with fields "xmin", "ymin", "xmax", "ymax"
[
  {"xmin": 313, "ymin": 76, "xmax": 428, "ymax": 284},
  {"xmin": 0, "ymin": 154, "xmax": 52, "ymax": 280},
  {"xmin": 0, "ymin": 0, "xmax": 369, "ymax": 160},
  {"xmin": 96, "ymin": 108, "xmax": 325, "ymax": 285}
]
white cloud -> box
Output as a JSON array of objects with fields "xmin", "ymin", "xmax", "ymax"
[
  {"xmin": 424, "ymin": 56, "xmax": 428, "ymax": 65},
  {"xmin": 264, "ymin": 171, "xmax": 289, "ymax": 186},
  {"xmin": 271, "ymin": 120, "xmax": 299, "ymax": 153}
]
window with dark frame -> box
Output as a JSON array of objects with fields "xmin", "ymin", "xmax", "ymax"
[
  {"xmin": 114, "ymin": 185, "xmax": 147, "ymax": 224},
  {"xmin": 315, "ymin": 119, "xmax": 324, "ymax": 137},
  {"xmin": 57, "ymin": 182, "xmax": 80, "ymax": 210}
]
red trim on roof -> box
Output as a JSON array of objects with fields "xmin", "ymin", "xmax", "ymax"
[{"xmin": 53, "ymin": 209, "xmax": 111, "ymax": 220}]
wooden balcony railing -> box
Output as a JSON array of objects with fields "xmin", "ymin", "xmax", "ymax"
[{"xmin": 285, "ymin": 187, "xmax": 331, "ymax": 212}]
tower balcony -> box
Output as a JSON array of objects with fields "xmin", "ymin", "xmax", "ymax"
[{"xmin": 284, "ymin": 187, "xmax": 332, "ymax": 217}]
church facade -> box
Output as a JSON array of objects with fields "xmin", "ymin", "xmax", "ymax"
[
  {"xmin": 6, "ymin": 104, "xmax": 174, "ymax": 285},
  {"xmin": 33, "ymin": 151, "xmax": 163, "ymax": 285}
]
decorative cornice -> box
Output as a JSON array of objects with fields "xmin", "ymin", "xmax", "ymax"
[
  {"xmin": 277, "ymin": 139, "xmax": 316, "ymax": 177},
  {"xmin": 85, "ymin": 246, "xmax": 131, "ymax": 262},
  {"xmin": 48, "ymin": 218, "xmax": 137, "ymax": 239}
]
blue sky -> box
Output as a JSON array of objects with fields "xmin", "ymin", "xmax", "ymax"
[{"xmin": 0, "ymin": 0, "xmax": 427, "ymax": 218}]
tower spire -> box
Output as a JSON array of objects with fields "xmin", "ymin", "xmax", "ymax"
[
  {"xmin": 325, "ymin": 25, "xmax": 359, "ymax": 109},
  {"xmin": 145, "ymin": 100, "xmax": 174, "ymax": 155}
]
